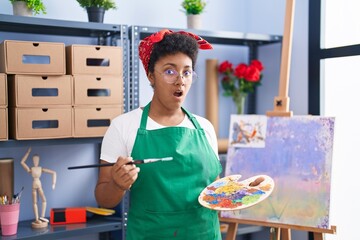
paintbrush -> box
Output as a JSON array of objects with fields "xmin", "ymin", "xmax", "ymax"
[{"xmin": 67, "ymin": 157, "xmax": 173, "ymax": 170}]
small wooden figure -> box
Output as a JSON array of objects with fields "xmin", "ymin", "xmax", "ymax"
[{"xmin": 21, "ymin": 147, "xmax": 57, "ymax": 229}]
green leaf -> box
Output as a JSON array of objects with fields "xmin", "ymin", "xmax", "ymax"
[
  {"xmin": 10, "ymin": 0, "xmax": 46, "ymax": 15},
  {"xmin": 76, "ymin": 0, "xmax": 117, "ymax": 10},
  {"xmin": 181, "ymin": 0, "xmax": 206, "ymax": 15}
]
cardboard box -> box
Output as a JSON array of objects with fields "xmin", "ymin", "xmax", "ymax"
[
  {"xmin": 0, "ymin": 40, "xmax": 65, "ymax": 75},
  {"xmin": 0, "ymin": 108, "xmax": 8, "ymax": 141},
  {"xmin": 9, "ymin": 107, "xmax": 72, "ymax": 140},
  {"xmin": 8, "ymin": 75, "xmax": 72, "ymax": 107},
  {"xmin": 0, "ymin": 73, "xmax": 6, "ymax": 106},
  {"xmin": 73, "ymin": 75, "xmax": 123, "ymax": 106},
  {"xmin": 66, "ymin": 45, "xmax": 122, "ymax": 75},
  {"xmin": 73, "ymin": 106, "xmax": 122, "ymax": 137}
]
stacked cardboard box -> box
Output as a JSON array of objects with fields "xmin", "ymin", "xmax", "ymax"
[
  {"xmin": 0, "ymin": 40, "xmax": 72, "ymax": 140},
  {"xmin": 0, "ymin": 74, "xmax": 7, "ymax": 141},
  {"xmin": 66, "ymin": 44, "xmax": 123, "ymax": 138}
]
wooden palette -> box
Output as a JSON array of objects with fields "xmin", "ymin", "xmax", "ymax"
[{"xmin": 198, "ymin": 174, "xmax": 274, "ymax": 211}]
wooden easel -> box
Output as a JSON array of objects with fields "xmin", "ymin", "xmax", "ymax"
[
  {"xmin": 221, "ymin": 0, "xmax": 337, "ymax": 239},
  {"xmin": 266, "ymin": 0, "xmax": 294, "ymax": 117}
]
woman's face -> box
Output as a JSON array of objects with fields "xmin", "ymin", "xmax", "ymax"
[{"xmin": 149, "ymin": 52, "xmax": 193, "ymax": 110}]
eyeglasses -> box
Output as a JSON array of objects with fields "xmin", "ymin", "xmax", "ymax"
[{"xmin": 155, "ymin": 69, "xmax": 198, "ymax": 84}]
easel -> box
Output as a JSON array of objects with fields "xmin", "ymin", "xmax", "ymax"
[
  {"xmin": 266, "ymin": 0, "xmax": 295, "ymax": 117},
  {"xmin": 220, "ymin": 0, "xmax": 337, "ymax": 239}
]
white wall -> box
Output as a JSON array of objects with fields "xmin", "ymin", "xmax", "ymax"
[{"xmin": 0, "ymin": 0, "xmax": 310, "ymax": 239}]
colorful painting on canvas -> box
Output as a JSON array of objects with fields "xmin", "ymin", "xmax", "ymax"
[{"xmin": 221, "ymin": 115, "xmax": 335, "ymax": 229}]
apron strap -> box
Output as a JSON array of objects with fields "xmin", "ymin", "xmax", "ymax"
[
  {"xmin": 140, "ymin": 102, "xmax": 151, "ymax": 129},
  {"xmin": 140, "ymin": 102, "xmax": 203, "ymax": 130},
  {"xmin": 182, "ymin": 107, "xmax": 202, "ymax": 130}
]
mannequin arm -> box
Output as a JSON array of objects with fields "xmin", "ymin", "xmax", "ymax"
[
  {"xmin": 43, "ymin": 168, "xmax": 57, "ymax": 190},
  {"xmin": 21, "ymin": 147, "xmax": 32, "ymax": 172}
]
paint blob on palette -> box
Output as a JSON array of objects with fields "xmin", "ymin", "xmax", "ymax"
[{"xmin": 198, "ymin": 174, "xmax": 274, "ymax": 211}]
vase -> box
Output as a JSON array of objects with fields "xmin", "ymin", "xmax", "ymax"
[
  {"xmin": 12, "ymin": 1, "xmax": 33, "ymax": 16},
  {"xmin": 187, "ymin": 14, "xmax": 202, "ymax": 29},
  {"xmin": 233, "ymin": 92, "xmax": 247, "ymax": 115},
  {"xmin": 86, "ymin": 7, "xmax": 105, "ymax": 23}
]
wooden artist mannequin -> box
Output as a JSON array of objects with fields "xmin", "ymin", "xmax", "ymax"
[{"xmin": 21, "ymin": 147, "xmax": 57, "ymax": 228}]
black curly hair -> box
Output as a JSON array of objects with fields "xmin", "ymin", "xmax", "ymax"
[{"xmin": 147, "ymin": 33, "xmax": 199, "ymax": 74}]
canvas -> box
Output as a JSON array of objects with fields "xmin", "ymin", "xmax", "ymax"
[{"xmin": 221, "ymin": 115, "xmax": 335, "ymax": 229}]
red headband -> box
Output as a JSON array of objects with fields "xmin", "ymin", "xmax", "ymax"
[{"xmin": 138, "ymin": 29, "xmax": 213, "ymax": 74}]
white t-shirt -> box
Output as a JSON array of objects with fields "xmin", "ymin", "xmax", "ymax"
[{"xmin": 100, "ymin": 108, "xmax": 219, "ymax": 163}]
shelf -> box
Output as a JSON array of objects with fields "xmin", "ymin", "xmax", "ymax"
[
  {"xmin": 0, "ymin": 137, "xmax": 103, "ymax": 148},
  {"xmin": 0, "ymin": 14, "xmax": 123, "ymax": 38},
  {"xmin": 0, "ymin": 216, "xmax": 122, "ymax": 240},
  {"xmin": 131, "ymin": 25, "xmax": 282, "ymax": 47}
]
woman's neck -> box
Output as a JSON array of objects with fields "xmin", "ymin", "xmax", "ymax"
[{"xmin": 148, "ymin": 102, "xmax": 185, "ymax": 126}]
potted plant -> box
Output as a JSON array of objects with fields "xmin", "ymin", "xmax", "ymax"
[
  {"xmin": 76, "ymin": 0, "xmax": 117, "ymax": 23},
  {"xmin": 181, "ymin": 0, "xmax": 206, "ymax": 29},
  {"xmin": 9, "ymin": 0, "xmax": 46, "ymax": 16}
]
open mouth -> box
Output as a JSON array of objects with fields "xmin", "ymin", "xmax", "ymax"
[{"xmin": 173, "ymin": 90, "xmax": 183, "ymax": 97}]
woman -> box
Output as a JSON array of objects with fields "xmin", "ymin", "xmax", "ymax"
[{"xmin": 95, "ymin": 29, "xmax": 222, "ymax": 240}]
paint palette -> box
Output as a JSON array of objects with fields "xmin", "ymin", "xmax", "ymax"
[{"xmin": 198, "ymin": 174, "xmax": 274, "ymax": 211}]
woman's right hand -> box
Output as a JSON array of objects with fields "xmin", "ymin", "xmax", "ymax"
[{"xmin": 111, "ymin": 156, "xmax": 140, "ymax": 191}]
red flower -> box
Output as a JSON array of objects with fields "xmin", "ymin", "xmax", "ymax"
[
  {"xmin": 218, "ymin": 61, "xmax": 233, "ymax": 73},
  {"xmin": 250, "ymin": 59, "xmax": 264, "ymax": 71},
  {"xmin": 218, "ymin": 59, "xmax": 264, "ymax": 96},
  {"xmin": 234, "ymin": 63, "xmax": 247, "ymax": 79},
  {"xmin": 244, "ymin": 65, "xmax": 260, "ymax": 82}
]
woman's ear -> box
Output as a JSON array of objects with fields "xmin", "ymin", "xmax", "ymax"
[{"xmin": 148, "ymin": 72, "xmax": 155, "ymax": 86}]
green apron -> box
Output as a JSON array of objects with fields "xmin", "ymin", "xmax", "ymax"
[{"xmin": 126, "ymin": 102, "xmax": 222, "ymax": 240}]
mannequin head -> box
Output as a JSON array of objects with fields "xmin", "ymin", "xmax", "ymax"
[{"xmin": 32, "ymin": 154, "xmax": 40, "ymax": 167}]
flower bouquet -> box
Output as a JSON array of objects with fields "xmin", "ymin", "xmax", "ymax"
[{"xmin": 218, "ymin": 59, "xmax": 264, "ymax": 114}]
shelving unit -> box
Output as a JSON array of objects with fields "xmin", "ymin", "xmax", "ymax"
[{"xmin": 0, "ymin": 13, "xmax": 129, "ymax": 240}]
